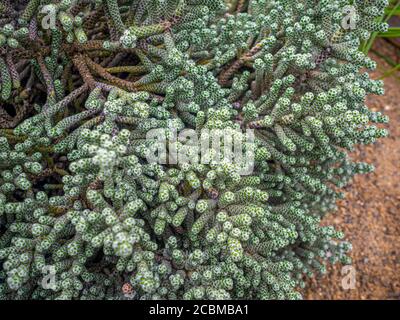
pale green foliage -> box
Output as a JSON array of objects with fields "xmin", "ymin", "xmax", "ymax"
[{"xmin": 0, "ymin": 0, "xmax": 389, "ymax": 300}]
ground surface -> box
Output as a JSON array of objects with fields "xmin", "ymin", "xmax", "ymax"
[{"xmin": 304, "ymin": 39, "xmax": 400, "ymax": 300}]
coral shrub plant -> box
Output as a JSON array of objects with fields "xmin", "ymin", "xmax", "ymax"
[{"xmin": 0, "ymin": 0, "xmax": 390, "ymax": 299}]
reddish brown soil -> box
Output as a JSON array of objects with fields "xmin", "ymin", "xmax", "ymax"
[{"xmin": 304, "ymin": 39, "xmax": 400, "ymax": 300}]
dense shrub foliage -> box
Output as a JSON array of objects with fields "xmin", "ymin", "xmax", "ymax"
[{"xmin": 0, "ymin": 0, "xmax": 389, "ymax": 300}]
